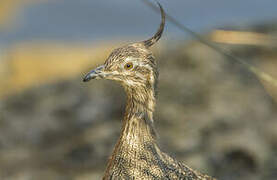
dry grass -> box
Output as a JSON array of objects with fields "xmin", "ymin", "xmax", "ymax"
[
  {"xmin": 258, "ymin": 55, "xmax": 277, "ymax": 102},
  {"xmin": 0, "ymin": 42, "xmax": 116, "ymax": 98},
  {"xmin": 210, "ymin": 30, "xmax": 276, "ymax": 46},
  {"xmin": 1, "ymin": 39, "xmax": 277, "ymax": 103},
  {"xmin": 209, "ymin": 30, "xmax": 277, "ymax": 102}
]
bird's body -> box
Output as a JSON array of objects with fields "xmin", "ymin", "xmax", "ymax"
[{"xmin": 83, "ymin": 3, "xmax": 215, "ymax": 180}]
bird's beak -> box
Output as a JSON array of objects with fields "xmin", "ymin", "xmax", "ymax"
[{"xmin": 83, "ymin": 65, "xmax": 105, "ymax": 82}]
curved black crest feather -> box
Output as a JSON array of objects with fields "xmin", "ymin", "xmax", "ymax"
[{"xmin": 143, "ymin": 2, "xmax": 165, "ymax": 47}]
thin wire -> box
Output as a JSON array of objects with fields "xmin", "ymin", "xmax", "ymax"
[{"xmin": 141, "ymin": 0, "xmax": 277, "ymax": 88}]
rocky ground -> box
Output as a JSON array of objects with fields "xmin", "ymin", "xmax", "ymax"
[{"xmin": 1, "ymin": 31, "xmax": 277, "ymax": 179}]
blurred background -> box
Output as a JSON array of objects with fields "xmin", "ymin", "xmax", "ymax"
[{"xmin": 0, "ymin": 0, "xmax": 277, "ymax": 179}]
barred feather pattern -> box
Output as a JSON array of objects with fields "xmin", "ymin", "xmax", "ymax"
[
  {"xmin": 84, "ymin": 2, "xmax": 216, "ymax": 179},
  {"xmin": 101, "ymin": 44, "xmax": 216, "ymax": 180}
]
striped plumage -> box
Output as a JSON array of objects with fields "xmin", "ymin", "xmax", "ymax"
[{"xmin": 83, "ymin": 3, "xmax": 216, "ymax": 180}]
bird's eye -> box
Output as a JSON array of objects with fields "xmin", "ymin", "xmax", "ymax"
[{"xmin": 124, "ymin": 62, "xmax": 133, "ymax": 70}]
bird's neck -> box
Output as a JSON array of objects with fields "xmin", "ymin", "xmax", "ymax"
[
  {"xmin": 122, "ymin": 86, "xmax": 157, "ymax": 142},
  {"xmin": 104, "ymin": 86, "xmax": 158, "ymax": 175}
]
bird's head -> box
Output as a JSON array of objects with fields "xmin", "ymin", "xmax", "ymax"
[{"xmin": 83, "ymin": 3, "xmax": 165, "ymax": 91}]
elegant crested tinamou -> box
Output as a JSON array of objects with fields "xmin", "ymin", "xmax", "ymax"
[{"xmin": 83, "ymin": 2, "xmax": 216, "ymax": 180}]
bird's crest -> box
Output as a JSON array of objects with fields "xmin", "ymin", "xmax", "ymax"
[{"xmin": 143, "ymin": 2, "xmax": 165, "ymax": 48}]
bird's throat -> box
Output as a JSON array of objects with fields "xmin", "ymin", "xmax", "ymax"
[
  {"xmin": 122, "ymin": 86, "xmax": 157, "ymax": 141},
  {"xmin": 104, "ymin": 86, "xmax": 158, "ymax": 177}
]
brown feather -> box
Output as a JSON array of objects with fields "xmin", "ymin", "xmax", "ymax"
[{"xmin": 84, "ymin": 2, "xmax": 216, "ymax": 180}]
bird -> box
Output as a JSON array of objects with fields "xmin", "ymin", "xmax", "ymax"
[{"xmin": 83, "ymin": 2, "xmax": 216, "ymax": 180}]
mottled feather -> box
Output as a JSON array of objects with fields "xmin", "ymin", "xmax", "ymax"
[{"xmin": 83, "ymin": 2, "xmax": 216, "ymax": 180}]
